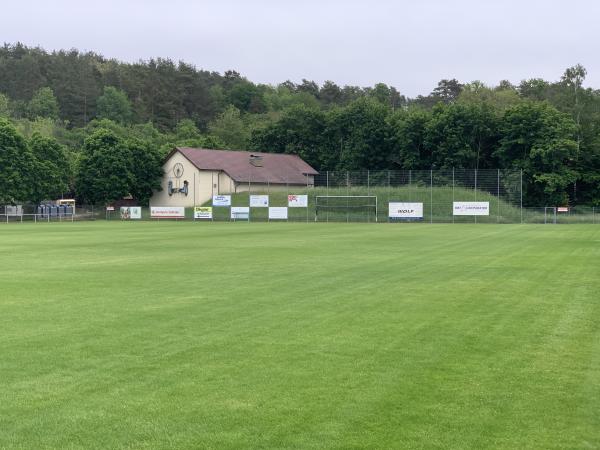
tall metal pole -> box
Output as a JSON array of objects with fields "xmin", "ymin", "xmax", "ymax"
[
  {"xmin": 346, "ymin": 171, "xmax": 349, "ymax": 223},
  {"xmin": 430, "ymin": 169, "xmax": 433, "ymax": 224},
  {"xmin": 248, "ymin": 166, "xmax": 251, "ymax": 223},
  {"xmin": 326, "ymin": 171, "xmax": 329, "ymax": 223},
  {"xmin": 306, "ymin": 173, "xmax": 309, "ymax": 223},
  {"xmin": 367, "ymin": 170, "xmax": 370, "ymax": 223},
  {"xmin": 452, "ymin": 168, "xmax": 455, "ymax": 224},
  {"xmin": 388, "ymin": 170, "xmax": 391, "ymax": 223},
  {"xmin": 474, "ymin": 169, "xmax": 478, "ymax": 224},
  {"xmin": 520, "ymin": 169, "xmax": 523, "ymax": 224},
  {"xmin": 497, "ymin": 169, "xmax": 500, "ymax": 223}
]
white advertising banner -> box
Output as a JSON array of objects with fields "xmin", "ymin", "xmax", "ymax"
[
  {"xmin": 212, "ymin": 195, "xmax": 231, "ymax": 206},
  {"xmin": 151, "ymin": 206, "xmax": 185, "ymax": 219},
  {"xmin": 231, "ymin": 206, "xmax": 250, "ymax": 220},
  {"xmin": 120, "ymin": 206, "xmax": 142, "ymax": 219},
  {"xmin": 249, "ymin": 195, "xmax": 269, "ymax": 207},
  {"xmin": 268, "ymin": 207, "xmax": 288, "ymax": 220},
  {"xmin": 194, "ymin": 207, "xmax": 213, "ymax": 219},
  {"xmin": 288, "ymin": 194, "xmax": 308, "ymax": 208},
  {"xmin": 453, "ymin": 202, "xmax": 490, "ymax": 216},
  {"xmin": 388, "ymin": 202, "xmax": 423, "ymax": 219}
]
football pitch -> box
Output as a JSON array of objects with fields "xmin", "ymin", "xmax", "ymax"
[{"xmin": 1, "ymin": 222, "xmax": 599, "ymax": 449}]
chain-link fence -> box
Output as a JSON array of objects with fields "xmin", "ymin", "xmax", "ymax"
[
  {"xmin": 521, "ymin": 206, "xmax": 598, "ymax": 224},
  {"xmin": 1, "ymin": 169, "xmax": 598, "ymax": 224},
  {"xmin": 309, "ymin": 169, "xmax": 523, "ymax": 223}
]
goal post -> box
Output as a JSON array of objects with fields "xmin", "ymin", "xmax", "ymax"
[{"xmin": 315, "ymin": 195, "xmax": 378, "ymax": 223}]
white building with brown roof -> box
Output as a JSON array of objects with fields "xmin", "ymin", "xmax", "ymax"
[{"xmin": 150, "ymin": 147, "xmax": 319, "ymax": 207}]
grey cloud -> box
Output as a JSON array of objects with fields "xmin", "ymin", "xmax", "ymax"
[{"xmin": 4, "ymin": 0, "xmax": 599, "ymax": 96}]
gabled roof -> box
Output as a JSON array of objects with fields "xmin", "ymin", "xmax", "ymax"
[{"xmin": 169, "ymin": 147, "xmax": 318, "ymax": 185}]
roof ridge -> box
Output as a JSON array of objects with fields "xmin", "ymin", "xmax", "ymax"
[
  {"xmin": 170, "ymin": 147, "xmax": 319, "ymax": 182},
  {"xmin": 177, "ymin": 147, "xmax": 270, "ymax": 155}
]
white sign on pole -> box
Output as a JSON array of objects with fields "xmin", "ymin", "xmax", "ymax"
[
  {"xmin": 120, "ymin": 206, "xmax": 142, "ymax": 219},
  {"xmin": 231, "ymin": 206, "xmax": 250, "ymax": 220},
  {"xmin": 194, "ymin": 207, "xmax": 213, "ymax": 219},
  {"xmin": 212, "ymin": 195, "xmax": 231, "ymax": 206},
  {"xmin": 288, "ymin": 194, "xmax": 308, "ymax": 207},
  {"xmin": 150, "ymin": 206, "xmax": 185, "ymax": 218},
  {"xmin": 249, "ymin": 195, "xmax": 269, "ymax": 207},
  {"xmin": 453, "ymin": 202, "xmax": 490, "ymax": 216},
  {"xmin": 268, "ymin": 207, "xmax": 288, "ymax": 220},
  {"xmin": 388, "ymin": 202, "xmax": 423, "ymax": 219}
]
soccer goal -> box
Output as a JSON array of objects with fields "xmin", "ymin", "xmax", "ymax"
[{"xmin": 315, "ymin": 196, "xmax": 378, "ymax": 222}]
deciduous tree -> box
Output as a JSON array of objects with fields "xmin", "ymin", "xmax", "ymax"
[
  {"xmin": 96, "ymin": 86, "xmax": 133, "ymax": 124},
  {"xmin": 28, "ymin": 133, "xmax": 70, "ymax": 202},
  {"xmin": 76, "ymin": 128, "xmax": 133, "ymax": 204},
  {"xmin": 0, "ymin": 118, "xmax": 34, "ymax": 202},
  {"xmin": 28, "ymin": 87, "xmax": 59, "ymax": 120},
  {"xmin": 126, "ymin": 139, "xmax": 163, "ymax": 205},
  {"xmin": 208, "ymin": 105, "xmax": 250, "ymax": 149},
  {"xmin": 497, "ymin": 102, "xmax": 577, "ymax": 205}
]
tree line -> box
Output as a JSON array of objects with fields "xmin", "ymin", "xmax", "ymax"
[{"xmin": 0, "ymin": 43, "xmax": 599, "ymax": 206}]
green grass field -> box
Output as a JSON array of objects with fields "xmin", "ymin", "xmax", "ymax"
[{"xmin": 1, "ymin": 222, "xmax": 599, "ymax": 449}]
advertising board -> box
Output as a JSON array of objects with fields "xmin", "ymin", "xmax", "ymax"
[
  {"xmin": 268, "ymin": 207, "xmax": 288, "ymax": 220},
  {"xmin": 388, "ymin": 202, "xmax": 423, "ymax": 220},
  {"xmin": 249, "ymin": 195, "xmax": 269, "ymax": 207},
  {"xmin": 194, "ymin": 207, "xmax": 213, "ymax": 219},
  {"xmin": 150, "ymin": 206, "xmax": 185, "ymax": 219},
  {"xmin": 288, "ymin": 195, "xmax": 308, "ymax": 207},
  {"xmin": 231, "ymin": 206, "xmax": 250, "ymax": 220},
  {"xmin": 120, "ymin": 207, "xmax": 142, "ymax": 219},
  {"xmin": 453, "ymin": 202, "xmax": 490, "ymax": 216},
  {"xmin": 212, "ymin": 195, "xmax": 231, "ymax": 206}
]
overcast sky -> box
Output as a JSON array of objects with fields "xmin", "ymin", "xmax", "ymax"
[{"xmin": 4, "ymin": 0, "xmax": 600, "ymax": 97}]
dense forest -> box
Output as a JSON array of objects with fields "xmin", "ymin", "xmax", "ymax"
[{"xmin": 1, "ymin": 42, "xmax": 599, "ymax": 206}]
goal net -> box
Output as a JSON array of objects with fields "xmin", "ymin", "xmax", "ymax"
[{"xmin": 315, "ymin": 196, "xmax": 378, "ymax": 222}]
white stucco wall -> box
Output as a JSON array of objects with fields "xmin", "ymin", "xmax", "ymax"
[{"xmin": 150, "ymin": 152, "xmax": 220, "ymax": 207}]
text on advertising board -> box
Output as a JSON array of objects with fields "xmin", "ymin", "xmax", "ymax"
[
  {"xmin": 288, "ymin": 195, "xmax": 308, "ymax": 207},
  {"xmin": 212, "ymin": 195, "xmax": 231, "ymax": 206},
  {"xmin": 194, "ymin": 207, "xmax": 213, "ymax": 219},
  {"xmin": 388, "ymin": 202, "xmax": 423, "ymax": 219},
  {"xmin": 231, "ymin": 207, "xmax": 250, "ymax": 220},
  {"xmin": 249, "ymin": 195, "xmax": 269, "ymax": 207},
  {"xmin": 453, "ymin": 202, "xmax": 490, "ymax": 216},
  {"xmin": 150, "ymin": 207, "xmax": 185, "ymax": 218}
]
